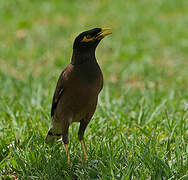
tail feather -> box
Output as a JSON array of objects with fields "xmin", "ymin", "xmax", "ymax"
[
  {"xmin": 45, "ymin": 130, "xmax": 62, "ymax": 144},
  {"xmin": 45, "ymin": 117, "xmax": 62, "ymax": 144}
]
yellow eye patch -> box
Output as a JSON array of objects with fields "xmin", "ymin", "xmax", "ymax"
[{"xmin": 81, "ymin": 35, "xmax": 95, "ymax": 42}]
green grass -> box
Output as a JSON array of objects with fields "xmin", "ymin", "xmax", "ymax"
[{"xmin": 0, "ymin": 0, "xmax": 188, "ymax": 179}]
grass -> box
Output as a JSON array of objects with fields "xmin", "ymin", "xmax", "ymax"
[{"xmin": 0, "ymin": 0, "xmax": 188, "ymax": 179}]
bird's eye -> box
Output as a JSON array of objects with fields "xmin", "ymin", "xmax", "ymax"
[{"xmin": 86, "ymin": 34, "xmax": 92, "ymax": 39}]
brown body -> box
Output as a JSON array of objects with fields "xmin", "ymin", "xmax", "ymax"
[
  {"xmin": 45, "ymin": 28, "xmax": 111, "ymax": 163},
  {"xmin": 55, "ymin": 62, "xmax": 103, "ymax": 123},
  {"xmin": 53, "ymin": 60, "xmax": 103, "ymax": 143}
]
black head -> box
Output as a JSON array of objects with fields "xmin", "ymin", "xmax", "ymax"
[{"xmin": 73, "ymin": 28, "xmax": 112, "ymax": 51}]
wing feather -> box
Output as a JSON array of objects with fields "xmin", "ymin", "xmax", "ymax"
[{"xmin": 51, "ymin": 69, "xmax": 66, "ymax": 117}]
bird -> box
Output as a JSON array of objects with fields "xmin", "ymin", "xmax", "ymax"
[{"xmin": 45, "ymin": 27, "xmax": 112, "ymax": 163}]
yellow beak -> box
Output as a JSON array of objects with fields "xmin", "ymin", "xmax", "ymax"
[{"xmin": 96, "ymin": 28, "xmax": 112, "ymax": 39}]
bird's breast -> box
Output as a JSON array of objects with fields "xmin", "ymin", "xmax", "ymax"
[
  {"xmin": 57, "ymin": 62, "xmax": 103, "ymax": 123},
  {"xmin": 73, "ymin": 61, "xmax": 103, "ymax": 92}
]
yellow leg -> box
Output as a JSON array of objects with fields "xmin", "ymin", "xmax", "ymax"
[
  {"xmin": 64, "ymin": 144, "xmax": 70, "ymax": 164},
  {"xmin": 80, "ymin": 140, "xmax": 88, "ymax": 161}
]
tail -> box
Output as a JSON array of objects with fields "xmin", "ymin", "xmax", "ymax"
[
  {"xmin": 45, "ymin": 117, "xmax": 62, "ymax": 144},
  {"xmin": 45, "ymin": 130, "xmax": 62, "ymax": 144}
]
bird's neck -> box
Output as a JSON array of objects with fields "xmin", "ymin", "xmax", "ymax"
[{"xmin": 71, "ymin": 49, "xmax": 96, "ymax": 65}]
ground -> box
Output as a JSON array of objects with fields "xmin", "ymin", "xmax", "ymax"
[{"xmin": 0, "ymin": 0, "xmax": 188, "ymax": 179}]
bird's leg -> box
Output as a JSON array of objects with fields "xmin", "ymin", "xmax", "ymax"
[
  {"xmin": 64, "ymin": 143, "xmax": 70, "ymax": 164},
  {"xmin": 78, "ymin": 120, "xmax": 89, "ymax": 161},
  {"xmin": 80, "ymin": 139, "xmax": 88, "ymax": 160},
  {"xmin": 62, "ymin": 124, "xmax": 70, "ymax": 164}
]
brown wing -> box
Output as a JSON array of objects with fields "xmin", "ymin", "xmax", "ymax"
[{"xmin": 51, "ymin": 68, "xmax": 67, "ymax": 117}]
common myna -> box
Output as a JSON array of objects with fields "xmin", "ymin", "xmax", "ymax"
[{"xmin": 45, "ymin": 28, "xmax": 112, "ymax": 163}]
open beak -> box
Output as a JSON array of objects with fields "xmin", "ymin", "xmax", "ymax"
[{"xmin": 96, "ymin": 28, "xmax": 112, "ymax": 40}]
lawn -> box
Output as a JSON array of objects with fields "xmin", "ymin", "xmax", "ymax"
[{"xmin": 0, "ymin": 0, "xmax": 188, "ymax": 179}]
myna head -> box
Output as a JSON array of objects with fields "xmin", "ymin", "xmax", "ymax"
[{"xmin": 73, "ymin": 28, "xmax": 112, "ymax": 51}]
